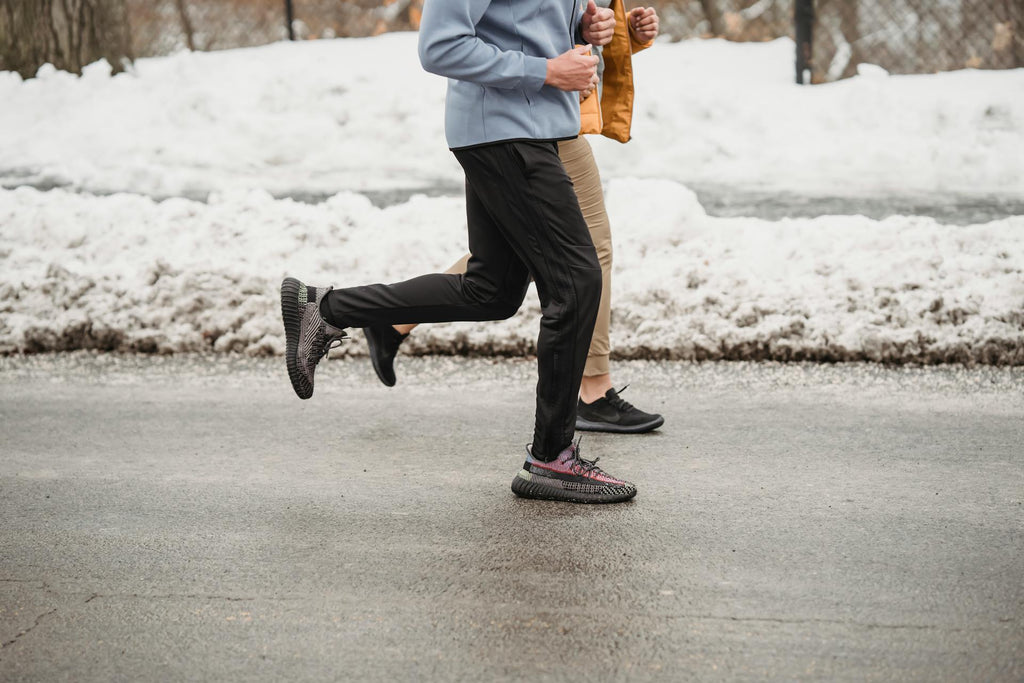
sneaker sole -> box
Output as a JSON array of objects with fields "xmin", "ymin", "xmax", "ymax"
[
  {"xmin": 575, "ymin": 415, "xmax": 665, "ymax": 434},
  {"xmin": 510, "ymin": 470, "xmax": 637, "ymax": 504},
  {"xmin": 280, "ymin": 277, "xmax": 313, "ymax": 400}
]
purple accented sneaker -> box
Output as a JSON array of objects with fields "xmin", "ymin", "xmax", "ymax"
[
  {"xmin": 364, "ymin": 325, "xmax": 407, "ymax": 387},
  {"xmin": 511, "ymin": 442, "xmax": 637, "ymax": 504},
  {"xmin": 576, "ymin": 386, "xmax": 664, "ymax": 434},
  {"xmin": 280, "ymin": 277, "xmax": 347, "ymax": 400}
]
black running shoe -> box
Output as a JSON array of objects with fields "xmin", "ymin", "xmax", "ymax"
[
  {"xmin": 511, "ymin": 441, "xmax": 637, "ymax": 504},
  {"xmin": 575, "ymin": 386, "xmax": 664, "ymax": 434},
  {"xmin": 280, "ymin": 277, "xmax": 347, "ymax": 399},
  {"xmin": 364, "ymin": 325, "xmax": 407, "ymax": 387}
]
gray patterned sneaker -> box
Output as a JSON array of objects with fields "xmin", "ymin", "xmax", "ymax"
[
  {"xmin": 280, "ymin": 277, "xmax": 347, "ymax": 400},
  {"xmin": 511, "ymin": 442, "xmax": 637, "ymax": 504},
  {"xmin": 576, "ymin": 386, "xmax": 664, "ymax": 434}
]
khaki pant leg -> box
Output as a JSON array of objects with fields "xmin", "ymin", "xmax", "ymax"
[
  {"xmin": 445, "ymin": 254, "xmax": 471, "ymax": 275},
  {"xmin": 558, "ymin": 136, "xmax": 612, "ymax": 377}
]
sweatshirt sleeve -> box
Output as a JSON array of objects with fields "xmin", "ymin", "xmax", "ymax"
[
  {"xmin": 629, "ymin": 25, "xmax": 655, "ymax": 54},
  {"xmin": 418, "ymin": 0, "xmax": 549, "ymax": 92}
]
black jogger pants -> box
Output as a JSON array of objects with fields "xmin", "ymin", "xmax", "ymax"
[{"xmin": 320, "ymin": 140, "xmax": 602, "ymax": 460}]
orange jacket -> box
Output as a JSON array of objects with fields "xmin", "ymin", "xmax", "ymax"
[{"xmin": 579, "ymin": 0, "xmax": 654, "ymax": 142}]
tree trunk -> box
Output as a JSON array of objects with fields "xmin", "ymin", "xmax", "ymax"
[
  {"xmin": 174, "ymin": 0, "xmax": 194, "ymax": 51},
  {"xmin": 1008, "ymin": 0, "xmax": 1023, "ymax": 68},
  {"xmin": 837, "ymin": 0, "xmax": 862, "ymax": 79},
  {"xmin": 0, "ymin": 0, "xmax": 132, "ymax": 78},
  {"xmin": 699, "ymin": 0, "xmax": 726, "ymax": 36}
]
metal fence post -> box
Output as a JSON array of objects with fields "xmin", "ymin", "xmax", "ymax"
[
  {"xmin": 795, "ymin": 0, "xmax": 814, "ymax": 83},
  {"xmin": 285, "ymin": 0, "xmax": 295, "ymax": 40}
]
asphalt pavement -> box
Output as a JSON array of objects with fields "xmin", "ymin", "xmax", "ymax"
[{"xmin": 1, "ymin": 353, "xmax": 1022, "ymax": 681}]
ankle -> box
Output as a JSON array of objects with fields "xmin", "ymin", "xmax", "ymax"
[{"xmin": 579, "ymin": 374, "xmax": 613, "ymax": 404}]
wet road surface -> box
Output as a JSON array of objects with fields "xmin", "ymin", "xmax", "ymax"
[{"xmin": 1, "ymin": 355, "xmax": 1022, "ymax": 681}]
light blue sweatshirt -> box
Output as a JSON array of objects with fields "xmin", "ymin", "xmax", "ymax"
[{"xmin": 418, "ymin": 0, "xmax": 584, "ymax": 149}]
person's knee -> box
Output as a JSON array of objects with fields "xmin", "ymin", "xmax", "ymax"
[
  {"xmin": 463, "ymin": 273, "xmax": 527, "ymax": 319},
  {"xmin": 494, "ymin": 278, "xmax": 529, "ymax": 319},
  {"xmin": 492, "ymin": 296, "xmax": 523, "ymax": 320}
]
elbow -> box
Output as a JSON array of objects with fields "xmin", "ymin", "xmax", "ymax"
[
  {"xmin": 417, "ymin": 42, "xmax": 435, "ymax": 73},
  {"xmin": 418, "ymin": 38, "xmax": 446, "ymax": 75},
  {"xmin": 419, "ymin": 33, "xmax": 473, "ymax": 77}
]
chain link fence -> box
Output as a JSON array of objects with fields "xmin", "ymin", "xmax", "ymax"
[
  {"xmin": 655, "ymin": 0, "xmax": 792, "ymax": 41},
  {"xmin": 654, "ymin": 0, "xmax": 1023, "ymax": 80},
  {"xmin": 811, "ymin": 0, "xmax": 1023, "ymax": 81},
  {"xmin": 125, "ymin": 0, "xmax": 793, "ymax": 56},
  {"xmin": 28, "ymin": 0, "xmax": 1019, "ymax": 81},
  {"xmin": 126, "ymin": 0, "xmax": 423, "ymax": 57}
]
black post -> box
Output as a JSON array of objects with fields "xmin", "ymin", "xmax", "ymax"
[
  {"xmin": 795, "ymin": 0, "xmax": 814, "ymax": 84},
  {"xmin": 285, "ymin": 0, "xmax": 295, "ymax": 40}
]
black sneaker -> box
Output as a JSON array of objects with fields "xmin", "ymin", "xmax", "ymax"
[
  {"xmin": 364, "ymin": 325, "xmax": 407, "ymax": 387},
  {"xmin": 511, "ymin": 442, "xmax": 637, "ymax": 504},
  {"xmin": 280, "ymin": 277, "xmax": 347, "ymax": 399},
  {"xmin": 575, "ymin": 386, "xmax": 664, "ymax": 434}
]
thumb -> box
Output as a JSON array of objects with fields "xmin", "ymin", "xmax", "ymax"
[
  {"xmin": 585, "ymin": 0, "xmax": 597, "ymax": 15},
  {"xmin": 575, "ymin": 44, "xmax": 593, "ymax": 55}
]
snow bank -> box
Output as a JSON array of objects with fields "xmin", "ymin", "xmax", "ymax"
[
  {"xmin": 2, "ymin": 183, "xmax": 1021, "ymax": 364},
  {"xmin": 1, "ymin": 35, "xmax": 1021, "ymax": 363},
  {"xmin": 1, "ymin": 34, "xmax": 1021, "ymax": 198}
]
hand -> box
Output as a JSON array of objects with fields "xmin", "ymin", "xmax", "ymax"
[
  {"xmin": 629, "ymin": 6, "xmax": 659, "ymax": 42},
  {"xmin": 579, "ymin": 71, "xmax": 600, "ymax": 101},
  {"xmin": 581, "ymin": 0, "xmax": 615, "ymax": 47},
  {"xmin": 545, "ymin": 44, "xmax": 599, "ymax": 92}
]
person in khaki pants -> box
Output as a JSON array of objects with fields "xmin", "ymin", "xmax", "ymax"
[{"xmin": 365, "ymin": 1, "xmax": 664, "ymax": 434}]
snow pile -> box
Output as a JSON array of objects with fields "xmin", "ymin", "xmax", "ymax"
[
  {"xmin": 0, "ymin": 34, "xmax": 1021, "ymax": 198},
  {"xmin": 2, "ymin": 182, "xmax": 1021, "ymax": 364},
  {"xmin": 1, "ymin": 34, "xmax": 1022, "ymax": 363},
  {"xmin": 600, "ymin": 39, "xmax": 1024, "ymax": 197},
  {"xmin": 0, "ymin": 37, "xmax": 455, "ymax": 199}
]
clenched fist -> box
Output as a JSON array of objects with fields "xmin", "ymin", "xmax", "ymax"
[
  {"xmin": 581, "ymin": 0, "xmax": 615, "ymax": 47},
  {"xmin": 629, "ymin": 6, "xmax": 659, "ymax": 43},
  {"xmin": 546, "ymin": 44, "xmax": 599, "ymax": 92}
]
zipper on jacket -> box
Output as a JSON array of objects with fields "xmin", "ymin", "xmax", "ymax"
[{"xmin": 569, "ymin": 0, "xmax": 579, "ymax": 47}]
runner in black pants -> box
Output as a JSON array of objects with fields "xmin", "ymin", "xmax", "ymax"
[{"xmin": 280, "ymin": 0, "xmax": 637, "ymax": 504}]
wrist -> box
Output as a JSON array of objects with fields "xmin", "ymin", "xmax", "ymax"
[{"xmin": 522, "ymin": 55, "xmax": 548, "ymax": 91}]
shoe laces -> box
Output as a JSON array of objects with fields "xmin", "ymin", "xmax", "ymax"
[
  {"xmin": 317, "ymin": 327, "xmax": 348, "ymax": 362},
  {"xmin": 567, "ymin": 438, "xmax": 605, "ymax": 476},
  {"xmin": 607, "ymin": 384, "xmax": 635, "ymax": 412}
]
